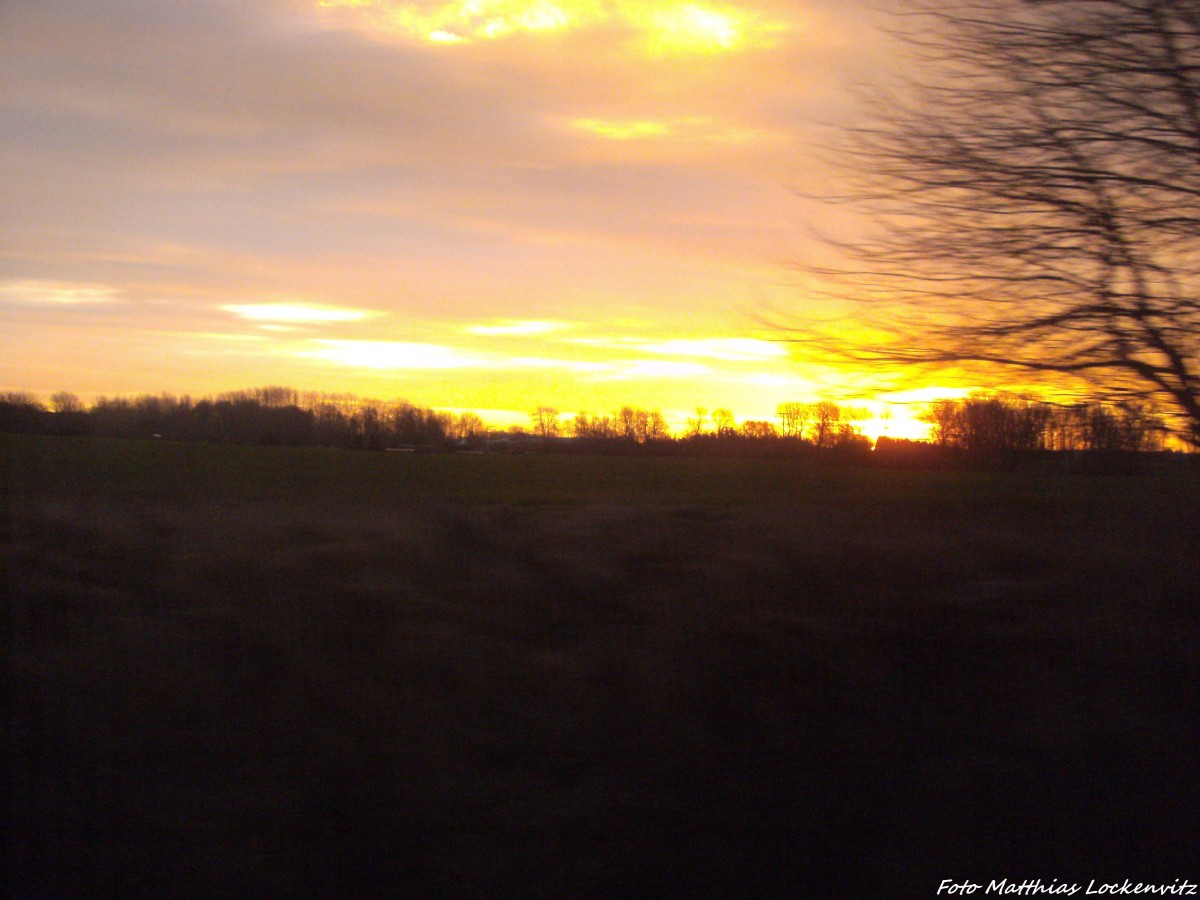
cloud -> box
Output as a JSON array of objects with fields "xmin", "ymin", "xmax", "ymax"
[
  {"xmin": 296, "ymin": 333, "xmax": 733, "ymax": 379},
  {"xmin": 313, "ymin": 1, "xmax": 791, "ymax": 56},
  {"xmin": 306, "ymin": 340, "xmax": 482, "ymax": 369},
  {"xmin": 566, "ymin": 115, "xmax": 776, "ymax": 149},
  {"xmin": 504, "ymin": 356, "xmax": 611, "ymax": 372},
  {"xmin": 880, "ymin": 386, "xmax": 975, "ymax": 404},
  {"xmin": 0, "ymin": 280, "xmax": 120, "ymax": 305},
  {"xmin": 570, "ymin": 335, "xmax": 786, "ymax": 362},
  {"xmin": 639, "ymin": 337, "xmax": 788, "ymax": 361},
  {"xmin": 222, "ymin": 302, "xmax": 381, "ymax": 324},
  {"xmin": 316, "ymin": 0, "xmax": 576, "ymax": 44},
  {"xmin": 0, "ymin": 0, "xmax": 826, "ymax": 293},
  {"xmin": 0, "ymin": 0, "xmax": 906, "ymax": 417},
  {"xmin": 465, "ymin": 319, "xmax": 572, "ymax": 336},
  {"xmin": 611, "ymin": 359, "xmax": 711, "ymax": 378},
  {"xmin": 569, "ymin": 118, "xmax": 673, "ymax": 141}
]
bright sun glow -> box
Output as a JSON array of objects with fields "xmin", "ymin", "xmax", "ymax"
[
  {"xmin": 318, "ymin": 0, "xmax": 574, "ymax": 44},
  {"xmin": 642, "ymin": 3, "xmax": 742, "ymax": 54},
  {"xmin": 618, "ymin": 360, "xmax": 711, "ymax": 378},
  {"xmin": 315, "ymin": 0, "xmax": 785, "ymax": 53}
]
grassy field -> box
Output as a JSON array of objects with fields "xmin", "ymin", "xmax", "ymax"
[{"xmin": 4, "ymin": 434, "xmax": 1200, "ymax": 896}]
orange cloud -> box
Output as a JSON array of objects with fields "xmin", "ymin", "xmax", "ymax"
[
  {"xmin": 0, "ymin": 280, "xmax": 120, "ymax": 305},
  {"xmin": 569, "ymin": 118, "xmax": 673, "ymax": 141},
  {"xmin": 315, "ymin": 0, "xmax": 789, "ymax": 55},
  {"xmin": 465, "ymin": 319, "xmax": 572, "ymax": 336},
  {"xmin": 222, "ymin": 303, "xmax": 381, "ymax": 324},
  {"xmin": 307, "ymin": 340, "xmax": 481, "ymax": 369}
]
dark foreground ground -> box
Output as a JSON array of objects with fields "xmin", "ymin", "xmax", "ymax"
[{"xmin": 3, "ymin": 435, "xmax": 1199, "ymax": 897}]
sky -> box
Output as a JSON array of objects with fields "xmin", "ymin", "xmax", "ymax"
[{"xmin": 0, "ymin": 0, "xmax": 958, "ymax": 438}]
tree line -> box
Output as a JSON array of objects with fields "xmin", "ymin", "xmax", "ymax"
[
  {"xmin": 0, "ymin": 387, "xmax": 1176, "ymax": 464},
  {"xmin": 0, "ymin": 390, "xmax": 875, "ymax": 456},
  {"xmin": 537, "ymin": 401, "xmax": 873, "ymax": 455},
  {"xmin": 919, "ymin": 394, "xmax": 1167, "ymax": 455},
  {"xmin": 0, "ymin": 388, "xmax": 484, "ymax": 451}
]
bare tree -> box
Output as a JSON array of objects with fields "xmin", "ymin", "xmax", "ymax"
[
  {"xmin": 616, "ymin": 406, "xmax": 639, "ymax": 442},
  {"xmin": 776, "ymin": 401, "xmax": 811, "ymax": 438},
  {"xmin": 50, "ymin": 391, "xmax": 83, "ymax": 414},
  {"xmin": 810, "ymin": 0, "xmax": 1200, "ymax": 446},
  {"xmin": 920, "ymin": 399, "xmax": 961, "ymax": 448},
  {"xmin": 453, "ymin": 412, "xmax": 486, "ymax": 442},
  {"xmin": 1045, "ymin": 399, "xmax": 1167, "ymax": 450},
  {"xmin": 572, "ymin": 412, "xmax": 615, "ymax": 439},
  {"xmin": 530, "ymin": 406, "xmax": 561, "ymax": 439},
  {"xmin": 741, "ymin": 420, "xmax": 778, "ymax": 439},
  {"xmin": 611, "ymin": 406, "xmax": 669, "ymax": 443},
  {"xmin": 711, "ymin": 408, "xmax": 737, "ymax": 437},
  {"xmin": 810, "ymin": 401, "xmax": 841, "ymax": 448},
  {"xmin": 643, "ymin": 409, "xmax": 670, "ymax": 442}
]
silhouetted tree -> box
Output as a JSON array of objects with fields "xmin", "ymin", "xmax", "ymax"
[
  {"xmin": 453, "ymin": 411, "xmax": 486, "ymax": 443},
  {"xmin": 1114, "ymin": 402, "xmax": 1168, "ymax": 452},
  {"xmin": 920, "ymin": 399, "xmax": 960, "ymax": 448},
  {"xmin": 252, "ymin": 386, "xmax": 299, "ymax": 408},
  {"xmin": 914, "ymin": 392, "xmax": 1168, "ymax": 456},
  {"xmin": 832, "ymin": 423, "xmax": 873, "ymax": 455},
  {"xmin": 711, "ymin": 408, "xmax": 737, "ymax": 437},
  {"xmin": 1045, "ymin": 400, "xmax": 1167, "ymax": 452},
  {"xmin": 606, "ymin": 406, "xmax": 670, "ymax": 444},
  {"xmin": 571, "ymin": 412, "xmax": 615, "ymax": 440},
  {"xmin": 531, "ymin": 406, "xmax": 561, "ymax": 439},
  {"xmin": 644, "ymin": 409, "xmax": 670, "ymax": 442},
  {"xmin": 49, "ymin": 391, "xmax": 82, "ymax": 414},
  {"xmin": 741, "ymin": 420, "xmax": 778, "ymax": 439},
  {"xmin": 1, "ymin": 391, "xmax": 41, "ymax": 407},
  {"xmin": 0, "ymin": 387, "xmax": 473, "ymax": 450},
  {"xmin": 810, "ymin": 401, "xmax": 841, "ymax": 448},
  {"xmin": 811, "ymin": 0, "xmax": 1200, "ymax": 447},
  {"xmin": 616, "ymin": 406, "xmax": 638, "ymax": 442},
  {"xmin": 776, "ymin": 401, "xmax": 810, "ymax": 439},
  {"xmin": 0, "ymin": 393, "xmax": 46, "ymax": 433}
]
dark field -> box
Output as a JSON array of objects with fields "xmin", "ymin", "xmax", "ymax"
[{"xmin": 4, "ymin": 435, "xmax": 1200, "ymax": 897}]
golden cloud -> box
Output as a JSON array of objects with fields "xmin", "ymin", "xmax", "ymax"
[
  {"xmin": 0, "ymin": 280, "xmax": 120, "ymax": 305},
  {"xmin": 566, "ymin": 115, "xmax": 774, "ymax": 147},
  {"xmin": 222, "ymin": 303, "xmax": 380, "ymax": 324},
  {"xmin": 569, "ymin": 118, "xmax": 673, "ymax": 141},
  {"xmin": 315, "ymin": 0, "xmax": 788, "ymax": 55},
  {"xmin": 613, "ymin": 359, "xmax": 711, "ymax": 378},
  {"xmin": 569, "ymin": 336, "xmax": 787, "ymax": 362},
  {"xmin": 640, "ymin": 337, "xmax": 788, "ymax": 361},
  {"xmin": 465, "ymin": 319, "xmax": 572, "ymax": 336},
  {"xmin": 307, "ymin": 339, "xmax": 481, "ymax": 369}
]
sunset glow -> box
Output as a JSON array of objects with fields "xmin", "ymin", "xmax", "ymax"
[
  {"xmin": 317, "ymin": 0, "xmax": 575, "ymax": 44},
  {"xmin": 641, "ymin": 4, "xmax": 746, "ymax": 55},
  {"xmin": 570, "ymin": 119, "xmax": 674, "ymax": 141},
  {"xmin": 314, "ymin": 0, "xmax": 786, "ymax": 54},
  {"xmin": 1, "ymin": 281, "xmax": 121, "ymax": 306},
  {"xmin": 1, "ymin": 0, "xmax": 977, "ymax": 440},
  {"xmin": 223, "ymin": 304, "xmax": 381, "ymax": 324}
]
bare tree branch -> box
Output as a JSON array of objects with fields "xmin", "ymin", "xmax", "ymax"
[{"xmin": 795, "ymin": 0, "xmax": 1200, "ymax": 444}]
